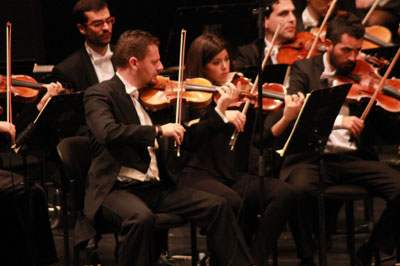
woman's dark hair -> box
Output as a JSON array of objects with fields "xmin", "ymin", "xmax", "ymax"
[{"xmin": 185, "ymin": 33, "xmax": 229, "ymax": 79}]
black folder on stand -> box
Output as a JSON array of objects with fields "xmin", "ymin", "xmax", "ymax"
[
  {"xmin": 277, "ymin": 83, "xmax": 352, "ymax": 157},
  {"xmin": 37, "ymin": 92, "xmax": 85, "ymax": 138}
]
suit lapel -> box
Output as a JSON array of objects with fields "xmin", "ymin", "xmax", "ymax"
[
  {"xmin": 312, "ymin": 55, "xmax": 326, "ymax": 90},
  {"xmin": 80, "ymin": 47, "xmax": 100, "ymax": 86},
  {"xmin": 109, "ymin": 76, "xmax": 141, "ymax": 124}
]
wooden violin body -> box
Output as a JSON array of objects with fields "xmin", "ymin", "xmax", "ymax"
[
  {"xmin": 140, "ymin": 76, "xmax": 213, "ymax": 111},
  {"xmin": 333, "ymin": 60, "xmax": 400, "ymax": 113},
  {"xmin": 140, "ymin": 75, "xmax": 285, "ymax": 113},
  {"xmin": 362, "ymin": 25, "xmax": 393, "ymax": 50},
  {"xmin": 0, "ymin": 74, "xmax": 41, "ymax": 103},
  {"xmin": 277, "ymin": 32, "xmax": 328, "ymax": 65},
  {"xmin": 225, "ymin": 76, "xmax": 284, "ymax": 113}
]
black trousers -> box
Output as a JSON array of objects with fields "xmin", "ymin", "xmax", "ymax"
[
  {"xmin": 286, "ymin": 152, "xmax": 400, "ymax": 255},
  {"xmin": 178, "ymin": 167, "xmax": 313, "ymax": 265},
  {"xmin": 0, "ymin": 170, "xmax": 58, "ymax": 266},
  {"xmin": 101, "ymin": 180, "xmax": 253, "ymax": 266}
]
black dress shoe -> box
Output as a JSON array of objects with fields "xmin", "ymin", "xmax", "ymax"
[
  {"xmin": 298, "ymin": 258, "xmax": 316, "ymax": 266},
  {"xmin": 85, "ymin": 247, "xmax": 102, "ymax": 266},
  {"xmin": 355, "ymin": 242, "xmax": 374, "ymax": 266}
]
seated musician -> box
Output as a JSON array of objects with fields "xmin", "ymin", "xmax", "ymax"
[
  {"xmin": 270, "ymin": 12, "xmax": 400, "ymax": 265},
  {"xmin": 235, "ymin": 0, "xmax": 297, "ymax": 68},
  {"xmin": 179, "ymin": 33, "xmax": 315, "ymax": 266},
  {"xmin": 51, "ymin": 0, "xmax": 115, "ymax": 92},
  {"xmin": 295, "ymin": 0, "xmax": 334, "ymax": 32},
  {"xmin": 0, "ymin": 121, "xmax": 58, "ymax": 265},
  {"xmin": 81, "ymin": 29, "xmax": 256, "ymax": 266}
]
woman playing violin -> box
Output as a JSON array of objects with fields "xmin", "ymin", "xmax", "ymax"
[{"xmin": 179, "ymin": 33, "xmax": 313, "ymax": 266}]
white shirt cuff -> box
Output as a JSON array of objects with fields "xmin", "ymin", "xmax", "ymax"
[{"xmin": 333, "ymin": 115, "xmax": 343, "ymax": 129}]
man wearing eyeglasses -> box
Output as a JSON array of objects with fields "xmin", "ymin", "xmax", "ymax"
[{"xmin": 51, "ymin": 0, "xmax": 115, "ymax": 92}]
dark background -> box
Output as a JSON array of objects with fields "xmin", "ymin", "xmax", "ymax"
[{"xmin": 0, "ymin": 0, "xmax": 270, "ymax": 70}]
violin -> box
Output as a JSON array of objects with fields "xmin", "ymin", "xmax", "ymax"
[
  {"xmin": 277, "ymin": 32, "xmax": 328, "ymax": 65},
  {"xmin": 140, "ymin": 75, "xmax": 285, "ymax": 113},
  {"xmin": 0, "ymin": 74, "xmax": 42, "ymax": 103},
  {"xmin": 362, "ymin": 25, "xmax": 393, "ymax": 50},
  {"xmin": 214, "ymin": 75, "xmax": 284, "ymax": 113},
  {"xmin": 333, "ymin": 60, "xmax": 400, "ymax": 113},
  {"xmin": 140, "ymin": 75, "xmax": 213, "ymax": 111}
]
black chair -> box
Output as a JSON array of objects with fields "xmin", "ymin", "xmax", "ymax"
[
  {"xmin": 378, "ymin": 146, "xmax": 400, "ymax": 264},
  {"xmin": 57, "ymin": 136, "xmax": 199, "ymax": 266},
  {"xmin": 318, "ymin": 184, "xmax": 375, "ymax": 266}
]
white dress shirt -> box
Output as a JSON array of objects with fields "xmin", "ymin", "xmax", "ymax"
[
  {"xmin": 85, "ymin": 43, "xmax": 115, "ymax": 82},
  {"xmin": 302, "ymin": 7, "xmax": 319, "ymax": 31},
  {"xmin": 116, "ymin": 72, "xmax": 160, "ymax": 183},
  {"xmin": 320, "ymin": 53, "xmax": 357, "ymax": 153},
  {"xmin": 264, "ymin": 38, "xmax": 280, "ymax": 65}
]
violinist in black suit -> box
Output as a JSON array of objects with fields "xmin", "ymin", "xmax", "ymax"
[
  {"xmin": 280, "ymin": 13, "xmax": 400, "ymax": 265},
  {"xmin": 51, "ymin": 0, "xmax": 115, "ymax": 92},
  {"xmin": 235, "ymin": 0, "xmax": 297, "ymax": 69},
  {"xmin": 81, "ymin": 29, "xmax": 255, "ymax": 266}
]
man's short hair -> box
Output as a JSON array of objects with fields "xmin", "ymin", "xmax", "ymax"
[
  {"xmin": 112, "ymin": 30, "xmax": 160, "ymax": 68},
  {"xmin": 326, "ymin": 12, "xmax": 365, "ymax": 45},
  {"xmin": 264, "ymin": 0, "xmax": 284, "ymax": 18},
  {"xmin": 73, "ymin": 0, "xmax": 108, "ymax": 25}
]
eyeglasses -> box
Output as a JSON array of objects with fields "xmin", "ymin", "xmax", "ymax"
[{"xmin": 85, "ymin": 17, "xmax": 115, "ymax": 28}]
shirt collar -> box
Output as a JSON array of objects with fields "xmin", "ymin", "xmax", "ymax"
[
  {"xmin": 85, "ymin": 43, "xmax": 113, "ymax": 63},
  {"xmin": 264, "ymin": 38, "xmax": 279, "ymax": 64},
  {"xmin": 264, "ymin": 38, "xmax": 279, "ymax": 51},
  {"xmin": 302, "ymin": 7, "xmax": 319, "ymax": 30},
  {"xmin": 320, "ymin": 52, "xmax": 336, "ymax": 80},
  {"xmin": 116, "ymin": 72, "xmax": 139, "ymax": 99}
]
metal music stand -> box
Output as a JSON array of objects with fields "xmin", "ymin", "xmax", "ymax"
[{"xmin": 277, "ymin": 83, "xmax": 351, "ymax": 266}]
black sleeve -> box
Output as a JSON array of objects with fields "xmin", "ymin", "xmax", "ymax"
[{"xmin": 287, "ymin": 60, "xmax": 309, "ymax": 96}]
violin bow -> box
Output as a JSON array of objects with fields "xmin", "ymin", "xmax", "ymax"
[
  {"xmin": 361, "ymin": 0, "xmax": 380, "ymax": 26},
  {"xmin": 306, "ymin": 0, "xmax": 338, "ymax": 59},
  {"xmin": 230, "ymin": 21, "xmax": 283, "ymax": 150},
  {"xmin": 6, "ymin": 22, "xmax": 12, "ymax": 124},
  {"xmin": 360, "ymin": 46, "xmax": 400, "ymax": 121},
  {"xmin": 175, "ymin": 29, "xmax": 187, "ymax": 157}
]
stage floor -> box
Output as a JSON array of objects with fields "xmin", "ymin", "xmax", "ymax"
[{"xmin": 50, "ymin": 197, "xmax": 398, "ymax": 266}]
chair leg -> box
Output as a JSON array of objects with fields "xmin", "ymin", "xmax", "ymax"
[
  {"xmin": 190, "ymin": 223, "xmax": 199, "ymax": 266},
  {"xmin": 364, "ymin": 198, "xmax": 374, "ymax": 234},
  {"xmin": 74, "ymin": 246, "xmax": 80, "ymax": 266},
  {"xmin": 61, "ymin": 187, "xmax": 70, "ymax": 266},
  {"xmin": 272, "ymin": 243, "xmax": 278, "ymax": 266},
  {"xmin": 114, "ymin": 232, "xmax": 120, "ymax": 263},
  {"xmin": 345, "ymin": 201, "xmax": 356, "ymax": 266},
  {"xmin": 317, "ymin": 191, "xmax": 328, "ymax": 266}
]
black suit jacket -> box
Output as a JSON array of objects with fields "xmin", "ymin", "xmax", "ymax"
[
  {"xmin": 235, "ymin": 40, "xmax": 263, "ymax": 71},
  {"xmin": 83, "ymin": 75, "xmax": 170, "ymax": 221},
  {"xmin": 52, "ymin": 46, "xmax": 114, "ymax": 92},
  {"xmin": 77, "ymin": 75, "xmax": 227, "ymax": 245}
]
